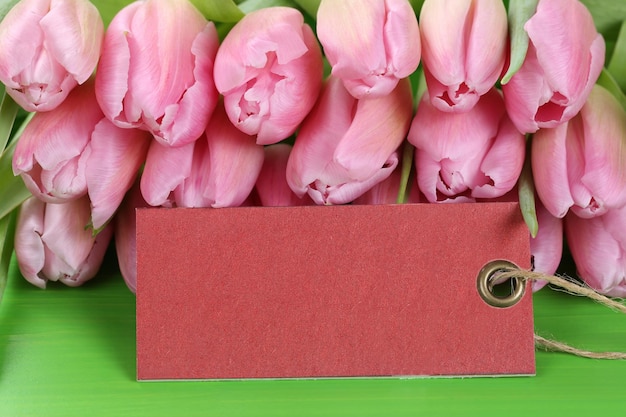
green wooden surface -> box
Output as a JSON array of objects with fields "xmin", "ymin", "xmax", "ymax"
[{"xmin": 1, "ymin": 251, "xmax": 626, "ymax": 417}]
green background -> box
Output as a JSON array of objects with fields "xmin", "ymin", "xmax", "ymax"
[{"xmin": 1, "ymin": 252, "xmax": 625, "ymax": 417}]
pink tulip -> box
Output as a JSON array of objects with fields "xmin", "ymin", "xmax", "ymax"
[
  {"xmin": 12, "ymin": 80, "xmax": 151, "ymax": 230},
  {"xmin": 502, "ymin": 0, "xmax": 605, "ymax": 133},
  {"xmin": 95, "ymin": 0, "xmax": 219, "ymax": 147},
  {"xmin": 532, "ymin": 85, "xmax": 626, "ymax": 219},
  {"xmin": 255, "ymin": 144, "xmax": 314, "ymax": 207},
  {"xmin": 408, "ymin": 88, "xmax": 525, "ymax": 203},
  {"xmin": 14, "ymin": 196, "xmax": 113, "ymax": 289},
  {"xmin": 316, "ymin": 0, "xmax": 420, "ymax": 99},
  {"xmin": 213, "ymin": 7, "xmax": 323, "ymax": 145},
  {"xmin": 565, "ymin": 207, "xmax": 626, "ymax": 297},
  {"xmin": 286, "ymin": 76, "xmax": 413, "ymax": 205},
  {"xmin": 530, "ymin": 200, "xmax": 563, "ymax": 291},
  {"xmin": 353, "ymin": 147, "xmax": 422, "ymax": 205},
  {"xmin": 0, "ymin": 0, "xmax": 103, "ymax": 112},
  {"xmin": 140, "ymin": 103, "xmax": 264, "ymax": 208},
  {"xmin": 114, "ymin": 181, "xmax": 149, "ymax": 294},
  {"xmin": 419, "ymin": 0, "xmax": 507, "ymax": 113}
]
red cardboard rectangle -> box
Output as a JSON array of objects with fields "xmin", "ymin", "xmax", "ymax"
[{"xmin": 136, "ymin": 202, "xmax": 534, "ymax": 380}]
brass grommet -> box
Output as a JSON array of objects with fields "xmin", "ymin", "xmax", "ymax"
[{"xmin": 476, "ymin": 260, "xmax": 526, "ymax": 308}]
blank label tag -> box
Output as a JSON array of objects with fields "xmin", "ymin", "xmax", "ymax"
[{"xmin": 136, "ymin": 203, "xmax": 535, "ymax": 380}]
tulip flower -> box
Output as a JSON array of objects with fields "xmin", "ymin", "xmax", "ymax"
[
  {"xmin": 12, "ymin": 79, "xmax": 151, "ymax": 230},
  {"xmin": 419, "ymin": 0, "xmax": 507, "ymax": 113},
  {"xmin": 502, "ymin": 0, "xmax": 605, "ymax": 134},
  {"xmin": 0, "ymin": 0, "xmax": 104, "ymax": 112},
  {"xmin": 213, "ymin": 7, "xmax": 323, "ymax": 145},
  {"xmin": 114, "ymin": 181, "xmax": 149, "ymax": 294},
  {"xmin": 408, "ymin": 88, "xmax": 525, "ymax": 203},
  {"xmin": 14, "ymin": 196, "xmax": 113, "ymax": 289},
  {"xmin": 316, "ymin": 0, "xmax": 420, "ymax": 99},
  {"xmin": 140, "ymin": 104, "xmax": 264, "ymax": 208},
  {"xmin": 530, "ymin": 200, "xmax": 563, "ymax": 291},
  {"xmin": 255, "ymin": 144, "xmax": 314, "ymax": 207},
  {"xmin": 532, "ymin": 85, "xmax": 626, "ymax": 219},
  {"xmin": 353, "ymin": 147, "xmax": 422, "ymax": 205},
  {"xmin": 565, "ymin": 207, "xmax": 626, "ymax": 297},
  {"xmin": 286, "ymin": 76, "xmax": 413, "ymax": 205},
  {"xmin": 95, "ymin": 0, "xmax": 219, "ymax": 147}
]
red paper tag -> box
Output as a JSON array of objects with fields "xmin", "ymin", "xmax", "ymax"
[{"xmin": 136, "ymin": 203, "xmax": 534, "ymax": 380}]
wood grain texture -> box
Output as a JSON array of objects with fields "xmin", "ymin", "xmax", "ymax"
[{"xmin": 1, "ymin": 253, "xmax": 626, "ymax": 417}]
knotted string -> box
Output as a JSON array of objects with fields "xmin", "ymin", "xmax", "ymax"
[{"xmin": 496, "ymin": 269, "xmax": 626, "ymax": 360}]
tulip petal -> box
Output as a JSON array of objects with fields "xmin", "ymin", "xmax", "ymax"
[
  {"xmin": 40, "ymin": 0, "xmax": 103, "ymax": 83},
  {"xmin": 256, "ymin": 144, "xmax": 313, "ymax": 207},
  {"xmin": 531, "ymin": 123, "xmax": 574, "ymax": 218},
  {"xmin": 204, "ymin": 107, "xmax": 265, "ymax": 208},
  {"xmin": 156, "ymin": 23, "xmax": 219, "ymax": 147},
  {"xmin": 94, "ymin": 2, "xmax": 137, "ymax": 125},
  {"xmin": 140, "ymin": 140, "xmax": 194, "ymax": 207},
  {"xmin": 40, "ymin": 196, "xmax": 94, "ymax": 279},
  {"xmin": 14, "ymin": 196, "xmax": 47, "ymax": 288},
  {"xmin": 334, "ymin": 78, "xmax": 413, "ymax": 180},
  {"xmin": 84, "ymin": 120, "xmax": 151, "ymax": 230},
  {"xmin": 565, "ymin": 208, "xmax": 626, "ymax": 297},
  {"xmin": 286, "ymin": 77, "xmax": 355, "ymax": 197},
  {"xmin": 0, "ymin": 0, "xmax": 47, "ymax": 88}
]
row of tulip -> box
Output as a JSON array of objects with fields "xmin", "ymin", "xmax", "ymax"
[{"xmin": 0, "ymin": 0, "xmax": 625, "ymax": 297}]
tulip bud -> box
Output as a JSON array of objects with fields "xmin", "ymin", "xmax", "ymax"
[
  {"xmin": 316, "ymin": 0, "xmax": 420, "ymax": 99},
  {"xmin": 12, "ymin": 79, "xmax": 151, "ymax": 230},
  {"xmin": 213, "ymin": 7, "xmax": 323, "ymax": 145},
  {"xmin": 14, "ymin": 196, "xmax": 113, "ymax": 289},
  {"xmin": 565, "ymin": 207, "xmax": 626, "ymax": 297},
  {"xmin": 530, "ymin": 199, "xmax": 563, "ymax": 291},
  {"xmin": 140, "ymin": 103, "xmax": 264, "ymax": 208},
  {"xmin": 532, "ymin": 85, "xmax": 626, "ymax": 219},
  {"xmin": 419, "ymin": 0, "xmax": 507, "ymax": 113},
  {"xmin": 408, "ymin": 88, "xmax": 525, "ymax": 203},
  {"xmin": 114, "ymin": 181, "xmax": 149, "ymax": 294},
  {"xmin": 255, "ymin": 144, "xmax": 314, "ymax": 207},
  {"xmin": 95, "ymin": 0, "xmax": 219, "ymax": 147},
  {"xmin": 502, "ymin": 0, "xmax": 605, "ymax": 133},
  {"xmin": 0, "ymin": 0, "xmax": 104, "ymax": 112},
  {"xmin": 286, "ymin": 76, "xmax": 413, "ymax": 205}
]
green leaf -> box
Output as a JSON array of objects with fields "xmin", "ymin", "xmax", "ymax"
[
  {"xmin": 189, "ymin": 0, "xmax": 244, "ymax": 22},
  {"xmin": 597, "ymin": 68, "xmax": 626, "ymax": 112},
  {"xmin": 238, "ymin": 0, "xmax": 297, "ymax": 14},
  {"xmin": 291, "ymin": 0, "xmax": 320, "ymax": 18},
  {"xmin": 501, "ymin": 0, "xmax": 538, "ymax": 85},
  {"xmin": 0, "ymin": 87, "xmax": 19, "ymax": 152},
  {"xmin": 89, "ymin": 0, "xmax": 134, "ymax": 27},
  {"xmin": 607, "ymin": 20, "xmax": 626, "ymax": 92},
  {"xmin": 580, "ymin": 0, "xmax": 626, "ymax": 37},
  {"xmin": 0, "ymin": 0, "xmax": 18, "ymax": 23},
  {"xmin": 0, "ymin": 208, "xmax": 17, "ymax": 304},
  {"xmin": 0, "ymin": 113, "xmax": 33, "ymax": 220},
  {"xmin": 518, "ymin": 138, "xmax": 538, "ymax": 238}
]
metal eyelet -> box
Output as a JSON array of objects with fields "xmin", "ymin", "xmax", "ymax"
[{"xmin": 476, "ymin": 260, "xmax": 526, "ymax": 308}]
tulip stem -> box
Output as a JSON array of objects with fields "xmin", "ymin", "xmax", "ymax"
[
  {"xmin": 518, "ymin": 136, "xmax": 538, "ymax": 238},
  {"xmin": 396, "ymin": 142, "xmax": 415, "ymax": 204}
]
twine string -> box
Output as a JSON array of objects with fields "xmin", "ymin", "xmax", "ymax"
[{"xmin": 495, "ymin": 269, "xmax": 626, "ymax": 360}]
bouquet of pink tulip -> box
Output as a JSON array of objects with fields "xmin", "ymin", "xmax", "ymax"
[{"xmin": 0, "ymin": 0, "xmax": 624, "ymax": 300}]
